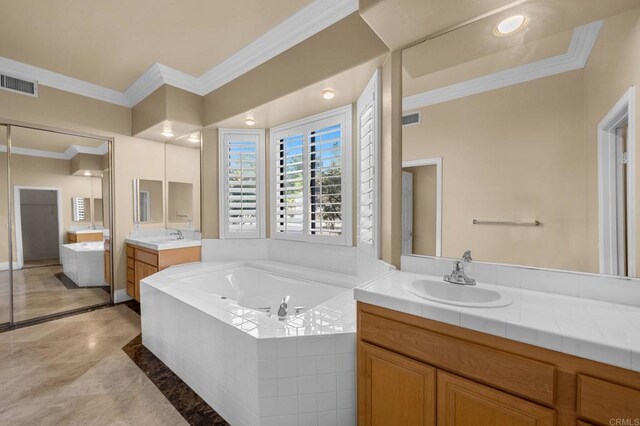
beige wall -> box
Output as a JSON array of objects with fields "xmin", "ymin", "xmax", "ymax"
[
  {"xmin": 404, "ymin": 165, "xmax": 437, "ymax": 256},
  {"xmin": 403, "ymin": 70, "xmax": 589, "ymax": 271},
  {"xmin": 113, "ymin": 136, "xmax": 165, "ymax": 290},
  {"xmin": 0, "ymin": 153, "xmax": 99, "ymax": 263},
  {"xmin": 132, "ymin": 85, "xmax": 203, "ymax": 136},
  {"xmin": 380, "ymin": 51, "xmax": 403, "ymax": 267},
  {"xmin": 203, "ymin": 13, "xmax": 388, "ymax": 126}
]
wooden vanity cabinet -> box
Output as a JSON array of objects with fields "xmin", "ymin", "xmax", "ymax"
[
  {"xmin": 126, "ymin": 243, "xmax": 200, "ymax": 301},
  {"xmin": 67, "ymin": 231, "xmax": 103, "ymax": 243},
  {"xmin": 357, "ymin": 302, "xmax": 640, "ymax": 426},
  {"xmin": 103, "ymin": 238, "xmax": 111, "ymax": 285}
]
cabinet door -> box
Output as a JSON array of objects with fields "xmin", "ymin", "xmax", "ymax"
[
  {"xmin": 437, "ymin": 371, "xmax": 555, "ymax": 426},
  {"xmin": 103, "ymin": 250, "xmax": 111, "ymax": 285},
  {"xmin": 134, "ymin": 260, "xmax": 145, "ymax": 301},
  {"xmin": 359, "ymin": 342, "xmax": 436, "ymax": 426}
]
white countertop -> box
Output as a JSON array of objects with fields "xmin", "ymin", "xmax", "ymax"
[
  {"xmin": 125, "ymin": 236, "xmax": 201, "ymax": 251},
  {"xmin": 68, "ymin": 229, "xmax": 105, "ymax": 234},
  {"xmin": 355, "ymin": 270, "xmax": 640, "ymax": 372}
]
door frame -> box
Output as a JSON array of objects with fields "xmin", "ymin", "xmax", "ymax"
[
  {"xmin": 401, "ymin": 171, "xmax": 413, "ymax": 255},
  {"xmin": 13, "ymin": 186, "xmax": 64, "ymax": 270},
  {"xmin": 598, "ymin": 87, "xmax": 636, "ymax": 276},
  {"xmin": 402, "ymin": 157, "xmax": 443, "ymax": 257}
]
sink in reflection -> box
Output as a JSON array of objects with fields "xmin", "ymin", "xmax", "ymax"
[{"xmin": 403, "ymin": 279, "xmax": 512, "ymax": 308}]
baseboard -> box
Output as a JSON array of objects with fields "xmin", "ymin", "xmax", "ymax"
[
  {"xmin": 114, "ymin": 288, "xmax": 133, "ymax": 303},
  {"xmin": 0, "ymin": 262, "xmax": 20, "ymax": 271}
]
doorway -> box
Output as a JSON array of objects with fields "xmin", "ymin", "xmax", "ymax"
[
  {"xmin": 598, "ymin": 87, "xmax": 636, "ymax": 276},
  {"xmin": 402, "ymin": 158, "xmax": 443, "ymax": 257},
  {"xmin": 14, "ymin": 187, "xmax": 63, "ymax": 269}
]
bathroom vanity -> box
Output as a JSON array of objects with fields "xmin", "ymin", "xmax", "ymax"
[
  {"xmin": 355, "ymin": 273, "xmax": 640, "ymax": 425},
  {"xmin": 66, "ymin": 230, "xmax": 103, "ymax": 243},
  {"xmin": 126, "ymin": 238, "xmax": 201, "ymax": 301}
]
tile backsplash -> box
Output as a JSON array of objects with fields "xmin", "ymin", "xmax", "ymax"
[
  {"xmin": 201, "ymin": 239, "xmax": 393, "ymax": 283},
  {"xmin": 401, "ymin": 255, "xmax": 640, "ymax": 308}
]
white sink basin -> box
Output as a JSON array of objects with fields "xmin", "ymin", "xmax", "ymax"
[{"xmin": 403, "ymin": 279, "xmax": 512, "ymax": 308}]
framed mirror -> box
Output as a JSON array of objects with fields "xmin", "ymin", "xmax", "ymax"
[
  {"xmin": 71, "ymin": 197, "xmax": 91, "ymax": 222},
  {"xmin": 133, "ymin": 179, "xmax": 163, "ymax": 223},
  {"xmin": 401, "ymin": 1, "xmax": 640, "ymax": 278}
]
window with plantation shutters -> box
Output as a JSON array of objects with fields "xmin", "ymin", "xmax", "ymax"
[
  {"xmin": 357, "ymin": 70, "xmax": 380, "ymax": 257},
  {"xmin": 219, "ymin": 129, "xmax": 265, "ymax": 238},
  {"xmin": 271, "ymin": 106, "xmax": 352, "ymax": 245}
]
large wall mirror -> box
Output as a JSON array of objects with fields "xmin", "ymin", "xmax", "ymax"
[
  {"xmin": 402, "ymin": 0, "xmax": 640, "ymax": 277},
  {"xmin": 0, "ymin": 123, "xmax": 112, "ymax": 326},
  {"xmin": 165, "ymin": 132, "xmax": 201, "ymax": 230}
]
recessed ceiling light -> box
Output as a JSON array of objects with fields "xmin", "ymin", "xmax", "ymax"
[
  {"xmin": 188, "ymin": 133, "xmax": 200, "ymax": 143},
  {"xmin": 322, "ymin": 89, "xmax": 336, "ymax": 100},
  {"xmin": 161, "ymin": 130, "xmax": 174, "ymax": 138},
  {"xmin": 245, "ymin": 118, "xmax": 256, "ymax": 126},
  {"xmin": 495, "ymin": 15, "xmax": 527, "ymax": 36},
  {"xmin": 83, "ymin": 171, "xmax": 92, "ymax": 176}
]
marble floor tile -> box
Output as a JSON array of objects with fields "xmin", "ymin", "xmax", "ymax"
[{"xmin": 0, "ymin": 305, "xmax": 187, "ymax": 425}]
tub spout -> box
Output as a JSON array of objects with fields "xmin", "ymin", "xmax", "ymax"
[{"xmin": 277, "ymin": 296, "xmax": 291, "ymax": 320}]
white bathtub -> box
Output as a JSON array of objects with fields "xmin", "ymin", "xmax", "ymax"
[
  {"xmin": 60, "ymin": 241, "xmax": 105, "ymax": 287},
  {"xmin": 141, "ymin": 260, "xmax": 366, "ymax": 426}
]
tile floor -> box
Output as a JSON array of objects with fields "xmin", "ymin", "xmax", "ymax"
[
  {"xmin": 0, "ymin": 304, "xmax": 187, "ymax": 425},
  {"xmin": 0, "ymin": 265, "xmax": 111, "ymax": 323}
]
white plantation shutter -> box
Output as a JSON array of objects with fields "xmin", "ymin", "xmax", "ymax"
[
  {"xmin": 219, "ymin": 129, "xmax": 265, "ymax": 238},
  {"xmin": 275, "ymin": 133, "xmax": 305, "ymax": 233},
  {"xmin": 309, "ymin": 124, "xmax": 343, "ymax": 236},
  {"xmin": 271, "ymin": 106, "xmax": 352, "ymax": 245},
  {"xmin": 357, "ymin": 70, "xmax": 381, "ymax": 257}
]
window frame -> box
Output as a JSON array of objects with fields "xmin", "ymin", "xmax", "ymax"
[
  {"xmin": 218, "ymin": 128, "xmax": 266, "ymax": 239},
  {"xmin": 270, "ymin": 105, "xmax": 353, "ymax": 246}
]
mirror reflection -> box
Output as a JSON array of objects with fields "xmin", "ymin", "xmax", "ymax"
[
  {"xmin": 134, "ymin": 179, "xmax": 163, "ymax": 223},
  {"xmin": 3, "ymin": 125, "xmax": 111, "ymax": 323},
  {"xmin": 71, "ymin": 197, "xmax": 91, "ymax": 222},
  {"xmin": 402, "ymin": 1, "xmax": 640, "ymax": 277},
  {"xmin": 168, "ymin": 182, "xmax": 194, "ymax": 224},
  {"xmin": 165, "ymin": 132, "xmax": 201, "ymax": 231}
]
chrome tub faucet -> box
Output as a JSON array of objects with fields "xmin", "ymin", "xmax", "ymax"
[{"xmin": 277, "ymin": 295, "xmax": 291, "ymax": 320}]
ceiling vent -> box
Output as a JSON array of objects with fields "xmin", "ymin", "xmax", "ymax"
[
  {"xmin": 0, "ymin": 74, "xmax": 38, "ymax": 97},
  {"xmin": 402, "ymin": 111, "xmax": 421, "ymax": 127}
]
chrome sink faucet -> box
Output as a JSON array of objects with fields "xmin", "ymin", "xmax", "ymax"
[
  {"xmin": 277, "ymin": 295, "xmax": 291, "ymax": 320},
  {"xmin": 170, "ymin": 229, "xmax": 184, "ymax": 240},
  {"xmin": 444, "ymin": 250, "xmax": 476, "ymax": 286}
]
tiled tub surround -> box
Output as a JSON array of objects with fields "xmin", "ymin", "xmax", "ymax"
[
  {"xmin": 141, "ymin": 255, "xmax": 391, "ymax": 426},
  {"xmin": 60, "ymin": 241, "xmax": 106, "ymax": 286},
  {"xmin": 356, "ymin": 267, "xmax": 640, "ymax": 373}
]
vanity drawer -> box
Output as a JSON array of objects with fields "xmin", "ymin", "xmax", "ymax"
[
  {"xmin": 359, "ymin": 311, "xmax": 556, "ymax": 406},
  {"xmin": 135, "ymin": 248, "xmax": 158, "ymax": 266},
  {"xmin": 126, "ymin": 246, "xmax": 134, "ymax": 258},
  {"xmin": 577, "ymin": 375, "xmax": 640, "ymax": 425},
  {"xmin": 127, "ymin": 268, "xmax": 135, "ymax": 284},
  {"xmin": 127, "ymin": 257, "xmax": 134, "ymax": 269},
  {"xmin": 127, "ymin": 281, "xmax": 135, "ymax": 299}
]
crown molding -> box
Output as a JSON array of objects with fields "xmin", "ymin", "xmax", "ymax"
[
  {"xmin": 0, "ymin": 142, "xmax": 108, "ymax": 160},
  {"xmin": 0, "ymin": 56, "xmax": 130, "ymax": 106},
  {"xmin": 0, "ymin": 0, "xmax": 358, "ymax": 108},
  {"xmin": 402, "ymin": 20, "xmax": 603, "ymax": 111}
]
